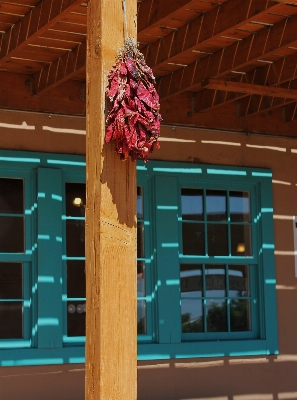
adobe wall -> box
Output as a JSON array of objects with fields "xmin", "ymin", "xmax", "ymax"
[{"xmin": 1, "ymin": 109, "xmax": 297, "ymax": 400}]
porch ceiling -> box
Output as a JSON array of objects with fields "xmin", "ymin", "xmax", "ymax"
[{"xmin": 1, "ymin": 0, "xmax": 297, "ymax": 137}]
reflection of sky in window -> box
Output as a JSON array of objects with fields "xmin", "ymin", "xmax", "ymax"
[
  {"xmin": 230, "ymin": 192, "xmax": 250, "ymax": 218},
  {"xmin": 181, "ymin": 299, "xmax": 203, "ymax": 322},
  {"xmin": 137, "ymin": 188, "xmax": 143, "ymax": 218},
  {"xmin": 206, "ymin": 191, "xmax": 226, "ymax": 216},
  {"xmin": 181, "ymin": 192, "xmax": 203, "ymax": 217}
]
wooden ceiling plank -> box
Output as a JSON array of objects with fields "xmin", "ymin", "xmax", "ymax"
[
  {"xmin": 34, "ymin": 40, "xmax": 85, "ymax": 94},
  {"xmin": 51, "ymin": 21, "xmax": 87, "ymax": 34},
  {"xmin": 34, "ymin": 37, "xmax": 81, "ymax": 50},
  {"xmin": 270, "ymin": 0, "xmax": 297, "ymax": 3},
  {"xmin": 159, "ymin": 10, "xmax": 297, "ymax": 99},
  {"xmin": 0, "ymin": 3, "xmax": 31, "ymax": 15},
  {"xmin": 40, "ymin": 29, "xmax": 86, "ymax": 42},
  {"xmin": 0, "ymin": 12, "xmax": 21, "ymax": 23},
  {"xmin": 146, "ymin": 0, "xmax": 290, "ymax": 73},
  {"xmin": 0, "ymin": 1, "xmax": 40, "ymax": 6},
  {"xmin": 0, "ymin": 0, "xmax": 84, "ymax": 66}
]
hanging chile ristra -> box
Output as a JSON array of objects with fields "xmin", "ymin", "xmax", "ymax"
[{"xmin": 105, "ymin": 37, "xmax": 161, "ymax": 162}]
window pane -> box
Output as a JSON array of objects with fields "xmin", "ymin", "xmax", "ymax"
[
  {"xmin": 0, "ymin": 216, "xmax": 24, "ymax": 252},
  {"xmin": 137, "ymin": 300, "xmax": 146, "ymax": 334},
  {"xmin": 137, "ymin": 222, "xmax": 144, "ymax": 258},
  {"xmin": 206, "ymin": 299, "xmax": 227, "ymax": 332},
  {"xmin": 0, "ymin": 301, "xmax": 23, "ymax": 338},
  {"xmin": 0, "ymin": 178, "xmax": 24, "ymax": 214},
  {"xmin": 0, "ymin": 263, "xmax": 23, "ymax": 299},
  {"xmin": 137, "ymin": 261, "xmax": 145, "ymax": 297},
  {"xmin": 67, "ymin": 261, "xmax": 85, "ymax": 299},
  {"xmin": 207, "ymin": 224, "xmax": 228, "ymax": 256},
  {"xmin": 230, "ymin": 191, "xmax": 250, "ymax": 222},
  {"xmin": 182, "ymin": 223, "xmax": 205, "ymax": 255},
  {"xmin": 230, "ymin": 299, "xmax": 251, "ymax": 331},
  {"xmin": 65, "ymin": 183, "xmax": 86, "ymax": 217},
  {"xmin": 66, "ymin": 220, "xmax": 85, "ymax": 257},
  {"xmin": 180, "ymin": 264, "xmax": 202, "ymax": 297},
  {"xmin": 206, "ymin": 190, "xmax": 227, "ymax": 221},
  {"xmin": 231, "ymin": 225, "xmax": 252, "ymax": 256},
  {"xmin": 181, "ymin": 189, "xmax": 203, "ymax": 221},
  {"xmin": 229, "ymin": 265, "xmax": 250, "ymax": 297},
  {"xmin": 137, "ymin": 186, "xmax": 143, "ymax": 219},
  {"xmin": 206, "ymin": 265, "xmax": 226, "ymax": 297},
  {"xmin": 67, "ymin": 301, "xmax": 86, "ymax": 336},
  {"xmin": 181, "ymin": 299, "xmax": 203, "ymax": 333}
]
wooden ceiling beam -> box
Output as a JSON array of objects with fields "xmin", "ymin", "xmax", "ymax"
[
  {"xmin": 0, "ymin": 0, "xmax": 84, "ymax": 66},
  {"xmin": 189, "ymin": 49, "xmax": 297, "ymax": 113},
  {"xmin": 201, "ymin": 78, "xmax": 297, "ymax": 100},
  {"xmin": 33, "ymin": 40, "xmax": 86, "ymax": 94},
  {"xmin": 146, "ymin": 0, "xmax": 288, "ymax": 74},
  {"xmin": 196, "ymin": 50, "xmax": 297, "ymax": 112},
  {"xmin": 160, "ymin": 91, "xmax": 297, "ymax": 136},
  {"xmin": 158, "ymin": 11, "xmax": 297, "ymax": 100},
  {"xmin": 270, "ymin": 0, "xmax": 297, "ymax": 3},
  {"xmin": 238, "ymin": 79, "xmax": 297, "ymax": 116}
]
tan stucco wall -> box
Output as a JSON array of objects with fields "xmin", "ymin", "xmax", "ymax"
[{"xmin": 1, "ymin": 110, "xmax": 297, "ymax": 400}]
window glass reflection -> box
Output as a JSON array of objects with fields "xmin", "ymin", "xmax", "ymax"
[
  {"xmin": 180, "ymin": 264, "xmax": 202, "ymax": 297},
  {"xmin": 66, "ymin": 220, "xmax": 85, "ymax": 257},
  {"xmin": 67, "ymin": 261, "xmax": 86, "ymax": 299},
  {"xmin": 137, "ymin": 300, "xmax": 146, "ymax": 334},
  {"xmin": 0, "ymin": 263, "xmax": 23, "ymax": 299},
  {"xmin": 205, "ymin": 265, "xmax": 226, "ymax": 297},
  {"xmin": 207, "ymin": 224, "xmax": 228, "ymax": 256},
  {"xmin": 229, "ymin": 265, "xmax": 249, "ymax": 297},
  {"xmin": 206, "ymin": 190, "xmax": 227, "ymax": 221},
  {"xmin": 182, "ymin": 223, "xmax": 205, "ymax": 255},
  {"xmin": 0, "ymin": 178, "xmax": 24, "ymax": 214},
  {"xmin": 67, "ymin": 301, "xmax": 86, "ymax": 336},
  {"xmin": 137, "ymin": 222, "xmax": 144, "ymax": 259},
  {"xmin": 181, "ymin": 189, "xmax": 203, "ymax": 221},
  {"xmin": 206, "ymin": 299, "xmax": 227, "ymax": 332},
  {"xmin": 65, "ymin": 183, "xmax": 86, "ymax": 217},
  {"xmin": 137, "ymin": 261, "xmax": 145, "ymax": 297},
  {"xmin": 231, "ymin": 225, "xmax": 252, "ymax": 256},
  {"xmin": 0, "ymin": 217, "xmax": 24, "ymax": 253},
  {"xmin": 230, "ymin": 191, "xmax": 250, "ymax": 222},
  {"xmin": 0, "ymin": 302, "xmax": 23, "ymax": 339},
  {"xmin": 181, "ymin": 299, "xmax": 203, "ymax": 333},
  {"xmin": 137, "ymin": 187, "xmax": 143, "ymax": 219},
  {"xmin": 230, "ymin": 299, "xmax": 251, "ymax": 331}
]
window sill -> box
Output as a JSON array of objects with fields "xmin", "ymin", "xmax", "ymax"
[{"xmin": 137, "ymin": 339, "xmax": 279, "ymax": 360}]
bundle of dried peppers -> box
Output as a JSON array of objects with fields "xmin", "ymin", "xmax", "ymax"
[{"xmin": 105, "ymin": 37, "xmax": 161, "ymax": 162}]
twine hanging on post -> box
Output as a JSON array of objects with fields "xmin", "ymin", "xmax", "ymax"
[{"xmin": 104, "ymin": 0, "xmax": 162, "ymax": 162}]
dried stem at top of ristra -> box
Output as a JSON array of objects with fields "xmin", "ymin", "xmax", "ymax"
[{"xmin": 105, "ymin": 37, "xmax": 161, "ymax": 162}]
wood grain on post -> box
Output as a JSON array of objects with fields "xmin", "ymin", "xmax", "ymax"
[{"xmin": 85, "ymin": 1, "xmax": 137, "ymax": 399}]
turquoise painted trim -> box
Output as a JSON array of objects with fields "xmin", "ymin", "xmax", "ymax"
[
  {"xmin": 137, "ymin": 339, "xmax": 275, "ymax": 360},
  {"xmin": 0, "ymin": 347, "xmax": 86, "ymax": 367},
  {"xmin": 37, "ymin": 168, "xmax": 64, "ymax": 349}
]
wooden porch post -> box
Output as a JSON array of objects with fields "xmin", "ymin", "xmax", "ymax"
[{"xmin": 85, "ymin": 1, "xmax": 137, "ymax": 399}]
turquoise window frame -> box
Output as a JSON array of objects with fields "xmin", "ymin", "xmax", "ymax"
[
  {"xmin": 0, "ymin": 153, "xmax": 278, "ymax": 366},
  {"xmin": 0, "ymin": 150, "xmax": 86, "ymax": 366},
  {"xmin": 62, "ymin": 170, "xmax": 86, "ymax": 346},
  {"xmin": 136, "ymin": 161, "xmax": 278, "ymax": 360}
]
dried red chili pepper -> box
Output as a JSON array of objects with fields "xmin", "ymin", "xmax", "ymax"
[{"xmin": 105, "ymin": 37, "xmax": 161, "ymax": 162}]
